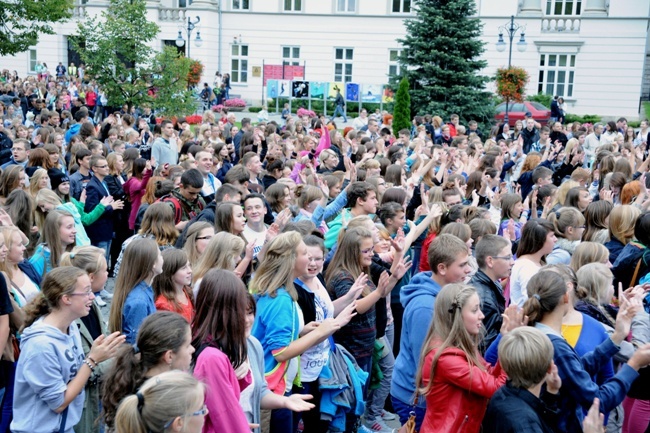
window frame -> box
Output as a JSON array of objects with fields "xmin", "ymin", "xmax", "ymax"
[
  {"xmin": 545, "ymin": 0, "xmax": 582, "ymax": 16},
  {"xmin": 231, "ymin": 0, "xmax": 250, "ymax": 11},
  {"xmin": 335, "ymin": 0, "xmax": 357, "ymax": 13},
  {"xmin": 391, "ymin": 0, "xmax": 413, "ymax": 14},
  {"xmin": 282, "ymin": 46, "xmax": 301, "ymax": 66},
  {"xmin": 282, "ymin": 0, "xmax": 303, "ymax": 12},
  {"xmin": 231, "ymin": 44, "xmax": 249, "ymax": 84},
  {"xmin": 28, "ymin": 49, "xmax": 38, "ymax": 74},
  {"xmin": 388, "ymin": 48, "xmax": 402, "ymax": 78},
  {"xmin": 334, "ymin": 47, "xmax": 354, "ymax": 83},
  {"xmin": 537, "ymin": 53, "xmax": 576, "ymax": 98}
]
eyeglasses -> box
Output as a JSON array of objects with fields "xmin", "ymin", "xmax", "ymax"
[
  {"xmin": 68, "ymin": 290, "xmax": 93, "ymax": 298},
  {"xmin": 163, "ymin": 405, "xmax": 209, "ymax": 429},
  {"xmin": 491, "ymin": 255, "xmax": 513, "ymax": 261}
]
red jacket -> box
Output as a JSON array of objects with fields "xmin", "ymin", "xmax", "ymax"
[{"xmin": 420, "ymin": 344, "xmax": 507, "ymax": 433}]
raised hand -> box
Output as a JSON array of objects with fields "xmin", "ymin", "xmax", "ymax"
[
  {"xmin": 582, "ymin": 399, "xmax": 605, "ymax": 433},
  {"xmin": 612, "ymin": 284, "xmax": 642, "ymax": 345},
  {"xmin": 334, "ymin": 301, "xmax": 357, "ymax": 327},
  {"xmin": 545, "ymin": 361, "xmax": 561, "ymax": 394},
  {"xmin": 500, "ymin": 304, "xmax": 529, "ymax": 336},
  {"xmin": 347, "ymin": 273, "xmax": 368, "ymax": 301},
  {"xmin": 89, "ymin": 331, "xmax": 126, "ymax": 363},
  {"xmin": 376, "ymin": 271, "xmax": 392, "ymax": 297}
]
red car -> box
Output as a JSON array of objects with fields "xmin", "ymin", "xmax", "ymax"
[{"xmin": 495, "ymin": 101, "xmax": 551, "ymax": 126}]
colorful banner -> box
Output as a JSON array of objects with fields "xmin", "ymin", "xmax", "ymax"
[
  {"xmin": 263, "ymin": 64, "xmax": 305, "ymax": 85},
  {"xmin": 266, "ymin": 80, "xmax": 279, "ymax": 98},
  {"xmin": 328, "ymin": 82, "xmax": 344, "ymax": 99},
  {"xmin": 278, "ymin": 80, "xmax": 291, "ymax": 97},
  {"xmin": 345, "ymin": 83, "xmax": 360, "ymax": 102},
  {"xmin": 361, "ymin": 84, "xmax": 383, "ymax": 103},
  {"xmin": 310, "ymin": 82, "xmax": 327, "ymax": 98},
  {"xmin": 292, "ymin": 81, "xmax": 309, "ymax": 98},
  {"xmin": 382, "ymin": 86, "xmax": 395, "ymax": 103}
]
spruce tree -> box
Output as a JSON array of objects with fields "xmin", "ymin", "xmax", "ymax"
[
  {"xmin": 393, "ymin": 77, "xmax": 412, "ymax": 134},
  {"xmin": 398, "ymin": 0, "xmax": 494, "ymax": 125}
]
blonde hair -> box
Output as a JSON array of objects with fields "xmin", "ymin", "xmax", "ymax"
[
  {"xmin": 182, "ymin": 222, "xmax": 213, "ymax": 268},
  {"xmin": 608, "ymin": 205, "xmax": 640, "ymax": 245},
  {"xmin": 249, "ymin": 231, "xmax": 301, "ymax": 300},
  {"xmin": 576, "ymin": 263, "xmax": 614, "ymax": 307},
  {"xmin": 192, "ymin": 232, "xmax": 244, "ymax": 283},
  {"xmin": 34, "ymin": 189, "xmax": 63, "ymax": 230},
  {"xmin": 0, "ymin": 226, "xmax": 27, "ymax": 278},
  {"xmin": 28, "ymin": 168, "xmax": 50, "ymax": 198},
  {"xmin": 498, "ymin": 327, "xmax": 553, "ymax": 389},
  {"xmin": 552, "ymin": 180, "xmax": 579, "ymax": 209},
  {"xmin": 114, "ymin": 371, "xmax": 205, "ymax": 433},
  {"xmin": 415, "ymin": 284, "xmax": 484, "ymax": 396},
  {"xmin": 547, "ymin": 207, "xmax": 585, "ymax": 239},
  {"xmin": 60, "ymin": 245, "xmax": 106, "ymax": 275},
  {"xmin": 570, "ymin": 242, "xmax": 609, "ymax": 272}
]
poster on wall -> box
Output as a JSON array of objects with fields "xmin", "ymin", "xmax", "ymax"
[
  {"xmin": 292, "ymin": 81, "xmax": 310, "ymax": 98},
  {"xmin": 266, "ymin": 80, "xmax": 279, "ymax": 98},
  {"xmin": 328, "ymin": 82, "xmax": 345, "ymax": 99},
  {"xmin": 361, "ymin": 84, "xmax": 383, "ymax": 103},
  {"xmin": 382, "ymin": 87, "xmax": 395, "ymax": 103},
  {"xmin": 345, "ymin": 83, "xmax": 360, "ymax": 102},
  {"xmin": 310, "ymin": 82, "xmax": 327, "ymax": 99},
  {"xmin": 278, "ymin": 80, "xmax": 291, "ymax": 97}
]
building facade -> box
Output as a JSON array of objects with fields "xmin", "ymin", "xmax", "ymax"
[{"xmin": 2, "ymin": 0, "xmax": 649, "ymax": 118}]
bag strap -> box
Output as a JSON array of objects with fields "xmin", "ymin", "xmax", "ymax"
[
  {"xmin": 59, "ymin": 407, "xmax": 68, "ymax": 433},
  {"xmin": 9, "ymin": 279, "xmax": 26, "ymax": 301},
  {"xmin": 631, "ymin": 258, "xmax": 643, "ymax": 288}
]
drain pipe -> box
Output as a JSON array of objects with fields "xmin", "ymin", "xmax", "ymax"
[{"xmin": 218, "ymin": 0, "xmax": 222, "ymax": 73}]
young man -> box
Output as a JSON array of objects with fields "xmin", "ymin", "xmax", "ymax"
[
  {"xmin": 242, "ymin": 193, "xmax": 268, "ymax": 262},
  {"xmin": 160, "ymin": 168, "xmax": 205, "ymax": 230},
  {"xmin": 518, "ymin": 165, "xmax": 553, "ymax": 203},
  {"xmin": 69, "ymin": 148, "xmax": 93, "ymax": 200},
  {"xmin": 521, "ymin": 118, "xmax": 540, "ymax": 154},
  {"xmin": 233, "ymin": 118, "xmax": 252, "ymax": 163},
  {"xmin": 242, "ymin": 151, "xmax": 264, "ymax": 193},
  {"xmin": 531, "ymin": 126, "xmax": 551, "ymax": 154},
  {"xmin": 324, "ymin": 181, "xmax": 378, "ymax": 250},
  {"xmin": 469, "ymin": 235, "xmax": 514, "ymax": 353},
  {"xmin": 481, "ymin": 327, "xmax": 561, "ymax": 433},
  {"xmin": 1, "ymin": 139, "xmax": 29, "ymax": 170},
  {"xmin": 390, "ymin": 234, "xmax": 472, "ymax": 430},
  {"xmin": 152, "ymin": 119, "xmax": 178, "ymax": 167},
  {"xmin": 195, "ymin": 150, "xmax": 220, "ymax": 204}
]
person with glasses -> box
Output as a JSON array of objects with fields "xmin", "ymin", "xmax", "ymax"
[
  {"xmin": 11, "ymin": 266, "xmax": 124, "ymax": 433},
  {"xmin": 114, "ymin": 371, "xmax": 206, "ymax": 433},
  {"xmin": 469, "ymin": 235, "xmax": 514, "ymax": 354},
  {"xmin": 546, "ymin": 207, "xmax": 586, "ymax": 266}
]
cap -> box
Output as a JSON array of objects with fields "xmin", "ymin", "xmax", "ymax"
[
  {"xmin": 48, "ymin": 169, "xmax": 70, "ymax": 191},
  {"xmin": 525, "ymin": 112, "xmax": 532, "ymax": 117}
]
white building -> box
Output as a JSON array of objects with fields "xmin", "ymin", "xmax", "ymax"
[{"xmin": 2, "ymin": 0, "xmax": 649, "ymax": 118}]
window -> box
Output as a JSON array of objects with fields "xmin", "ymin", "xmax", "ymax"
[
  {"xmin": 388, "ymin": 49, "xmax": 402, "ymax": 77},
  {"xmin": 545, "ymin": 0, "xmax": 581, "ymax": 15},
  {"xmin": 231, "ymin": 44, "xmax": 249, "ymax": 83},
  {"xmin": 232, "ymin": 0, "xmax": 250, "ymax": 10},
  {"xmin": 336, "ymin": 0, "xmax": 356, "ymax": 12},
  {"xmin": 28, "ymin": 49, "xmax": 37, "ymax": 73},
  {"xmin": 282, "ymin": 46, "xmax": 300, "ymax": 66},
  {"xmin": 334, "ymin": 48, "xmax": 353, "ymax": 83},
  {"xmin": 538, "ymin": 54, "xmax": 576, "ymax": 97},
  {"xmin": 283, "ymin": 0, "xmax": 302, "ymax": 11},
  {"xmin": 392, "ymin": 0, "xmax": 412, "ymax": 13}
]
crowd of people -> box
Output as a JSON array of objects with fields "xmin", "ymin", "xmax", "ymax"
[{"xmin": 0, "ymin": 68, "xmax": 648, "ymax": 433}]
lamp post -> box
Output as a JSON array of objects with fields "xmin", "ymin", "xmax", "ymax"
[
  {"xmin": 176, "ymin": 16, "xmax": 203, "ymax": 58},
  {"xmin": 496, "ymin": 15, "xmax": 527, "ymax": 125}
]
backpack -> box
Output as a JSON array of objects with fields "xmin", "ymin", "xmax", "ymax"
[{"xmin": 158, "ymin": 194, "xmax": 184, "ymax": 224}]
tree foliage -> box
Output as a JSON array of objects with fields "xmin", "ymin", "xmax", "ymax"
[
  {"xmin": 73, "ymin": 0, "xmax": 159, "ymax": 110},
  {"xmin": 150, "ymin": 47, "xmax": 198, "ymax": 117},
  {"xmin": 0, "ymin": 0, "xmax": 72, "ymax": 56},
  {"xmin": 496, "ymin": 66, "xmax": 529, "ymax": 103},
  {"xmin": 398, "ymin": 0, "xmax": 494, "ymax": 125},
  {"xmin": 393, "ymin": 77, "xmax": 412, "ymax": 134}
]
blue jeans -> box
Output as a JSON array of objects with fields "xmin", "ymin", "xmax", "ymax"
[
  {"xmin": 94, "ymin": 240, "xmax": 111, "ymax": 266},
  {"xmin": 270, "ymin": 392, "xmax": 293, "ymax": 433},
  {"xmin": 330, "ymin": 105, "xmax": 347, "ymax": 122},
  {"xmin": 365, "ymin": 337, "xmax": 395, "ymax": 421},
  {"xmin": 391, "ymin": 395, "xmax": 425, "ymax": 432},
  {"xmin": 293, "ymin": 381, "xmax": 328, "ymax": 433}
]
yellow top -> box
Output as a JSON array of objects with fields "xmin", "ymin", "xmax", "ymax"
[{"xmin": 561, "ymin": 324, "xmax": 582, "ymax": 348}]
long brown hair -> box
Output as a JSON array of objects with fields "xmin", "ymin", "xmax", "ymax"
[
  {"xmin": 109, "ymin": 238, "xmax": 160, "ymax": 333},
  {"xmin": 40, "ymin": 209, "xmax": 75, "ymax": 272},
  {"xmin": 191, "ymin": 269, "xmax": 248, "ymax": 369},
  {"xmin": 249, "ymin": 231, "xmax": 301, "ymax": 300},
  {"xmin": 325, "ymin": 227, "xmax": 373, "ymax": 296},
  {"xmin": 152, "ymin": 248, "xmax": 193, "ymax": 315},
  {"xmin": 139, "ymin": 202, "xmax": 178, "ymax": 246}
]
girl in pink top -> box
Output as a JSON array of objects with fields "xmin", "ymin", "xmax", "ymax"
[{"xmin": 123, "ymin": 158, "xmax": 152, "ymax": 230}]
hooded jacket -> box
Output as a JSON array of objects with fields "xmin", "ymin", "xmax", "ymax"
[
  {"xmin": 11, "ymin": 318, "xmax": 86, "ymax": 433},
  {"xmin": 390, "ymin": 271, "xmax": 441, "ymax": 408}
]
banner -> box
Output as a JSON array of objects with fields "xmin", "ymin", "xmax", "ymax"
[
  {"xmin": 361, "ymin": 84, "xmax": 383, "ymax": 103},
  {"xmin": 310, "ymin": 82, "xmax": 327, "ymax": 98},
  {"xmin": 292, "ymin": 81, "xmax": 309, "ymax": 98},
  {"xmin": 266, "ymin": 80, "xmax": 279, "ymax": 98},
  {"xmin": 345, "ymin": 83, "xmax": 360, "ymax": 102},
  {"xmin": 328, "ymin": 82, "xmax": 344, "ymax": 99}
]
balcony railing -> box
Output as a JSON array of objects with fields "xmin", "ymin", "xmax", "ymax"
[
  {"xmin": 158, "ymin": 7, "xmax": 187, "ymax": 21},
  {"xmin": 541, "ymin": 17, "xmax": 581, "ymax": 32},
  {"xmin": 71, "ymin": 1, "xmax": 87, "ymax": 18}
]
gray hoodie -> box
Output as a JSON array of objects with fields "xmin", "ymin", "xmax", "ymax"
[{"xmin": 11, "ymin": 318, "xmax": 85, "ymax": 433}]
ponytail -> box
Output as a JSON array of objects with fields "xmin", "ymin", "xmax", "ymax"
[
  {"xmin": 112, "ymin": 394, "xmax": 147, "ymax": 433},
  {"xmin": 523, "ymin": 270, "xmax": 567, "ymax": 326}
]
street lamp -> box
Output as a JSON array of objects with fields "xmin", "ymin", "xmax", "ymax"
[
  {"xmin": 496, "ymin": 15, "xmax": 527, "ymax": 125},
  {"xmin": 176, "ymin": 16, "xmax": 203, "ymax": 58}
]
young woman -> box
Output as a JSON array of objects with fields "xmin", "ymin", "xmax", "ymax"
[
  {"xmin": 582, "ymin": 200, "xmax": 614, "ymax": 243},
  {"xmin": 29, "ymin": 209, "xmax": 77, "ymax": 277},
  {"xmin": 510, "ymin": 219, "xmax": 557, "ymax": 307},
  {"xmin": 123, "ymin": 158, "xmax": 153, "ymax": 231},
  {"xmin": 265, "ymin": 183, "xmax": 292, "ymax": 217},
  {"xmin": 28, "ymin": 168, "xmax": 50, "ymax": 199},
  {"xmin": 192, "ymin": 232, "xmax": 245, "ymax": 296},
  {"xmin": 0, "ymin": 226, "xmax": 40, "ymax": 306},
  {"xmin": 570, "ymin": 242, "xmax": 611, "ymax": 271},
  {"xmin": 113, "ymin": 202, "xmax": 178, "ymax": 276},
  {"xmin": 105, "ymin": 152, "xmax": 131, "ymax": 274},
  {"xmin": 181, "ymin": 221, "xmax": 214, "ymax": 269},
  {"xmin": 59, "ymin": 246, "xmax": 110, "ymax": 433},
  {"xmin": 605, "ymin": 205, "xmax": 640, "ymax": 265},
  {"xmin": 103, "ymin": 312, "xmax": 195, "ymax": 430},
  {"xmin": 564, "ymin": 187, "xmax": 593, "ymax": 212},
  {"xmin": 546, "ymin": 207, "xmax": 585, "ymax": 265},
  {"xmin": 10, "ymin": 267, "xmax": 124, "ymax": 433},
  {"xmin": 498, "ymin": 193, "xmax": 529, "ymax": 241},
  {"xmin": 114, "ymin": 371, "xmax": 206, "ymax": 433},
  {"xmin": 152, "ymin": 248, "xmax": 194, "ymax": 323},
  {"xmin": 416, "ymin": 283, "xmax": 508, "ymax": 432},
  {"xmin": 293, "ymin": 183, "xmax": 347, "ymax": 234},
  {"xmin": 190, "ymin": 269, "xmax": 258, "ymax": 433},
  {"xmin": 250, "ymin": 232, "xmax": 341, "ymax": 433},
  {"xmin": 109, "ymin": 238, "xmax": 163, "ymax": 344},
  {"xmin": 523, "ymin": 269, "xmax": 650, "ymax": 432}
]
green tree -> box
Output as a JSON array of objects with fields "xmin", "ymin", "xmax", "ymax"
[
  {"xmin": 150, "ymin": 47, "xmax": 198, "ymax": 117},
  {"xmin": 393, "ymin": 77, "xmax": 412, "ymax": 134},
  {"xmin": 0, "ymin": 0, "xmax": 72, "ymax": 56},
  {"xmin": 73, "ymin": 0, "xmax": 159, "ymax": 110},
  {"xmin": 398, "ymin": 0, "xmax": 494, "ymax": 125}
]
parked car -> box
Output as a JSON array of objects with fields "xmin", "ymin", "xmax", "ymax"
[{"xmin": 495, "ymin": 101, "xmax": 551, "ymax": 126}]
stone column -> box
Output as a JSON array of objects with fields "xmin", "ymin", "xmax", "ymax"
[
  {"xmin": 519, "ymin": 0, "xmax": 543, "ymax": 17},
  {"xmin": 582, "ymin": 0, "xmax": 608, "ymax": 16}
]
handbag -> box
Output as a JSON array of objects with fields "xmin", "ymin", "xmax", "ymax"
[{"xmin": 397, "ymin": 395, "xmax": 419, "ymax": 433}]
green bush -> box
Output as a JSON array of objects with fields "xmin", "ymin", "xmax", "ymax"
[
  {"xmin": 267, "ymin": 98, "xmax": 383, "ymax": 116},
  {"xmin": 526, "ymin": 93, "xmax": 552, "ymax": 108},
  {"xmin": 643, "ymin": 102, "xmax": 650, "ymax": 121},
  {"xmin": 565, "ymin": 114, "xmax": 601, "ymax": 124},
  {"xmin": 248, "ymin": 107, "xmax": 263, "ymax": 113},
  {"xmin": 393, "ymin": 77, "xmax": 412, "ymax": 134},
  {"xmin": 628, "ymin": 120, "xmax": 641, "ymax": 128}
]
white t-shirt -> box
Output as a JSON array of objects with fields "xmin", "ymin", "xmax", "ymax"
[
  {"xmin": 510, "ymin": 258, "xmax": 540, "ymax": 307},
  {"xmin": 243, "ymin": 224, "xmax": 267, "ymax": 260},
  {"xmin": 300, "ymin": 280, "xmax": 334, "ymax": 382},
  {"xmin": 14, "ymin": 276, "xmax": 40, "ymax": 307}
]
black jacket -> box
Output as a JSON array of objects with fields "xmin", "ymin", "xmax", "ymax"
[
  {"xmin": 84, "ymin": 176, "xmax": 113, "ymax": 243},
  {"xmin": 520, "ymin": 127, "xmax": 540, "ymax": 154},
  {"xmin": 469, "ymin": 269, "xmax": 505, "ymax": 354}
]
